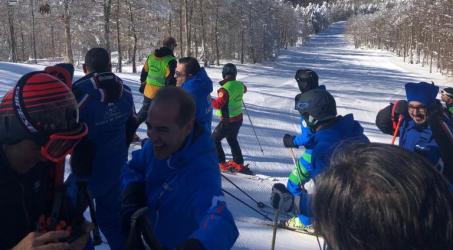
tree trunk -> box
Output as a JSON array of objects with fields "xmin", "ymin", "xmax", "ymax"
[
  {"xmin": 63, "ymin": 0, "xmax": 74, "ymax": 64},
  {"xmin": 200, "ymin": 0, "xmax": 208, "ymax": 67},
  {"xmin": 51, "ymin": 25, "xmax": 55, "ymax": 59},
  {"xmin": 116, "ymin": 0, "xmax": 122, "ymax": 72},
  {"xmin": 7, "ymin": 4, "xmax": 17, "ymax": 62},
  {"xmin": 184, "ymin": 0, "xmax": 191, "ymax": 56},
  {"xmin": 104, "ymin": 0, "xmax": 112, "ymax": 53},
  {"xmin": 168, "ymin": 0, "xmax": 172, "ymax": 36},
  {"xmin": 30, "ymin": 0, "xmax": 37, "ymax": 63},
  {"xmin": 179, "ymin": 0, "xmax": 184, "ymax": 57},
  {"xmin": 127, "ymin": 0, "xmax": 137, "ymax": 73},
  {"xmin": 214, "ymin": 2, "xmax": 220, "ymax": 66}
]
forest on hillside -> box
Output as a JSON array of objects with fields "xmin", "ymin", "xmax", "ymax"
[{"xmin": 1, "ymin": 0, "xmax": 451, "ymax": 75}]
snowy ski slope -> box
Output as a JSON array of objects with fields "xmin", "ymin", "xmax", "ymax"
[{"xmin": 0, "ymin": 21, "xmax": 451, "ymax": 249}]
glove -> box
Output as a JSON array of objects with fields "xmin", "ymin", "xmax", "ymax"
[
  {"xmin": 428, "ymin": 99, "xmax": 443, "ymax": 120},
  {"xmin": 139, "ymin": 82, "xmax": 146, "ymax": 94},
  {"xmin": 121, "ymin": 183, "xmax": 146, "ymax": 239},
  {"xmin": 283, "ymin": 134, "xmax": 297, "ymax": 148},
  {"xmin": 393, "ymin": 100, "xmax": 408, "ymax": 121},
  {"xmin": 271, "ymin": 183, "xmax": 294, "ymax": 212},
  {"xmin": 177, "ymin": 239, "xmax": 206, "ymax": 250},
  {"xmin": 70, "ymin": 138, "xmax": 96, "ymax": 177}
]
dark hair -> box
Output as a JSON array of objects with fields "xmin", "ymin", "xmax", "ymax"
[
  {"xmin": 178, "ymin": 57, "xmax": 200, "ymax": 76},
  {"xmin": 163, "ymin": 37, "xmax": 177, "ymax": 48},
  {"xmin": 152, "ymin": 86, "xmax": 195, "ymax": 127},
  {"xmin": 312, "ymin": 142, "xmax": 453, "ymax": 250},
  {"xmin": 84, "ymin": 48, "xmax": 111, "ymax": 73}
]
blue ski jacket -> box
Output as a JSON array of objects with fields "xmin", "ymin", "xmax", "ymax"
[
  {"xmin": 121, "ymin": 126, "xmax": 239, "ymax": 250},
  {"xmin": 399, "ymin": 118, "xmax": 452, "ymax": 168},
  {"xmin": 181, "ymin": 68, "xmax": 213, "ymax": 132},
  {"xmin": 73, "ymin": 72, "xmax": 135, "ymax": 197},
  {"xmin": 297, "ymin": 114, "xmax": 369, "ymax": 216}
]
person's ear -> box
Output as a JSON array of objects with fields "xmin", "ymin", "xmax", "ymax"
[
  {"xmin": 82, "ymin": 64, "xmax": 88, "ymax": 74},
  {"xmin": 183, "ymin": 119, "xmax": 194, "ymax": 135}
]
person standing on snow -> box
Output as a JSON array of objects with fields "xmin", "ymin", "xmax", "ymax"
[
  {"xmin": 281, "ymin": 69, "xmax": 323, "ymax": 229},
  {"xmin": 120, "ymin": 87, "xmax": 239, "ymax": 250},
  {"xmin": 68, "ymin": 48, "xmax": 137, "ymax": 250},
  {"xmin": 274, "ymin": 89, "xmax": 369, "ymax": 232},
  {"xmin": 376, "ymin": 82, "xmax": 453, "ymax": 186},
  {"xmin": 0, "ymin": 71, "xmax": 92, "ymax": 249},
  {"xmin": 137, "ymin": 37, "xmax": 177, "ymax": 125},
  {"xmin": 211, "ymin": 63, "xmax": 252, "ymax": 175},
  {"xmin": 440, "ymin": 87, "xmax": 453, "ymax": 116},
  {"xmin": 175, "ymin": 57, "xmax": 213, "ymax": 132}
]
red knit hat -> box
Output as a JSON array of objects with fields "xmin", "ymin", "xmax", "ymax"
[{"xmin": 0, "ymin": 71, "xmax": 81, "ymax": 145}]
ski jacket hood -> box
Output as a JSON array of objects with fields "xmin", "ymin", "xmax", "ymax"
[
  {"xmin": 181, "ymin": 67, "xmax": 213, "ymax": 132},
  {"xmin": 154, "ymin": 47, "xmax": 175, "ymax": 58},
  {"xmin": 121, "ymin": 125, "xmax": 238, "ymax": 249}
]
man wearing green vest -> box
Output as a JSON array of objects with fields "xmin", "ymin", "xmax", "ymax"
[
  {"xmin": 211, "ymin": 63, "xmax": 253, "ymax": 175},
  {"xmin": 137, "ymin": 37, "xmax": 177, "ymax": 125}
]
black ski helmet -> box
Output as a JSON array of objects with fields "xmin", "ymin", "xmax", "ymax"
[
  {"xmin": 222, "ymin": 63, "xmax": 237, "ymax": 79},
  {"xmin": 295, "ymin": 69, "xmax": 318, "ymax": 93},
  {"xmin": 0, "ymin": 71, "xmax": 80, "ymax": 145},
  {"xmin": 295, "ymin": 89, "xmax": 336, "ymax": 129}
]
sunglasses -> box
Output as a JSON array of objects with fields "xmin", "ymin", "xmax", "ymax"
[
  {"xmin": 41, "ymin": 123, "xmax": 88, "ymax": 163},
  {"xmin": 174, "ymin": 71, "xmax": 186, "ymax": 78},
  {"xmin": 408, "ymin": 104, "xmax": 427, "ymax": 114}
]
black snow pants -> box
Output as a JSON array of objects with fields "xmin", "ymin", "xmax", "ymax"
[{"xmin": 212, "ymin": 119, "xmax": 244, "ymax": 164}]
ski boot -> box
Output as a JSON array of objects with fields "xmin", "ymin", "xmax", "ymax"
[
  {"xmin": 281, "ymin": 216, "xmax": 314, "ymax": 234},
  {"xmin": 219, "ymin": 162, "xmax": 231, "ymax": 172},
  {"xmin": 227, "ymin": 160, "xmax": 254, "ymax": 175}
]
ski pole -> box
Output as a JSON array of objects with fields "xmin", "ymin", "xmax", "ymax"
[
  {"xmin": 86, "ymin": 189, "xmax": 102, "ymax": 245},
  {"xmin": 221, "ymin": 173, "xmax": 267, "ymax": 208},
  {"xmin": 222, "ymin": 188, "xmax": 273, "ymax": 221},
  {"xmin": 242, "ymin": 100, "xmax": 264, "ymax": 155},
  {"xmin": 288, "ymin": 148, "xmax": 306, "ymax": 191},
  {"xmin": 271, "ymin": 209, "xmax": 280, "ymax": 250},
  {"xmin": 391, "ymin": 115, "xmax": 403, "ymax": 145}
]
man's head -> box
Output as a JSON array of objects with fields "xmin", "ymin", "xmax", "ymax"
[
  {"xmin": 0, "ymin": 71, "xmax": 87, "ymax": 173},
  {"xmin": 146, "ymin": 87, "xmax": 195, "ymax": 160},
  {"xmin": 441, "ymin": 87, "xmax": 453, "ymax": 105},
  {"xmin": 313, "ymin": 142, "xmax": 453, "ymax": 250},
  {"xmin": 295, "ymin": 88, "xmax": 337, "ymax": 132},
  {"xmin": 405, "ymin": 82, "xmax": 439, "ymax": 124},
  {"xmin": 83, "ymin": 48, "xmax": 111, "ymax": 74},
  {"xmin": 162, "ymin": 37, "xmax": 177, "ymax": 51},
  {"xmin": 295, "ymin": 69, "xmax": 318, "ymax": 93},
  {"xmin": 222, "ymin": 63, "xmax": 237, "ymax": 80},
  {"xmin": 175, "ymin": 57, "xmax": 200, "ymax": 86},
  {"xmin": 312, "ymin": 143, "xmax": 453, "ymax": 250}
]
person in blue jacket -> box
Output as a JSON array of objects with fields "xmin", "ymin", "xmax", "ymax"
[
  {"xmin": 69, "ymin": 48, "xmax": 137, "ymax": 249},
  {"xmin": 281, "ymin": 69, "xmax": 323, "ymax": 229},
  {"xmin": 376, "ymin": 82, "xmax": 453, "ymax": 186},
  {"xmin": 120, "ymin": 87, "xmax": 238, "ymax": 250},
  {"xmin": 175, "ymin": 57, "xmax": 213, "ymax": 132},
  {"xmin": 274, "ymin": 88, "xmax": 369, "ymax": 231}
]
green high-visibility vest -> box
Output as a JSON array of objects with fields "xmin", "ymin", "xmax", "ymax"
[
  {"xmin": 145, "ymin": 54, "xmax": 175, "ymax": 87},
  {"xmin": 216, "ymin": 80, "xmax": 244, "ymax": 118},
  {"xmin": 449, "ymin": 106, "xmax": 453, "ymax": 115}
]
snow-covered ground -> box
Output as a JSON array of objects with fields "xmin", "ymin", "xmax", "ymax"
[{"xmin": 0, "ymin": 21, "xmax": 451, "ymax": 249}]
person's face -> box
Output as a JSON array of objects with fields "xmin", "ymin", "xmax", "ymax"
[
  {"xmin": 441, "ymin": 93, "xmax": 453, "ymax": 104},
  {"xmin": 175, "ymin": 63, "xmax": 188, "ymax": 86},
  {"xmin": 3, "ymin": 139, "xmax": 44, "ymax": 174},
  {"xmin": 146, "ymin": 100, "xmax": 193, "ymax": 160},
  {"xmin": 408, "ymin": 101, "xmax": 428, "ymax": 124}
]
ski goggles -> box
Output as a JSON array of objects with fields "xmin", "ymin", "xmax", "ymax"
[
  {"xmin": 40, "ymin": 123, "xmax": 88, "ymax": 163},
  {"xmin": 440, "ymin": 89, "xmax": 453, "ymax": 98}
]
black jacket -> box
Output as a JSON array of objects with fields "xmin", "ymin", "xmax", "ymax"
[{"xmin": 0, "ymin": 153, "xmax": 53, "ymax": 248}]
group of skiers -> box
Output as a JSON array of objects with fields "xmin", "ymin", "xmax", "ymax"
[{"xmin": 0, "ymin": 34, "xmax": 452, "ymax": 250}]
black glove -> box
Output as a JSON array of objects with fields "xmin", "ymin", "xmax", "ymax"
[
  {"xmin": 177, "ymin": 239, "xmax": 206, "ymax": 250},
  {"xmin": 283, "ymin": 134, "xmax": 297, "ymax": 148},
  {"xmin": 271, "ymin": 183, "xmax": 294, "ymax": 212},
  {"xmin": 139, "ymin": 82, "xmax": 146, "ymax": 94},
  {"xmin": 121, "ymin": 183, "xmax": 146, "ymax": 239},
  {"xmin": 428, "ymin": 99, "xmax": 443, "ymax": 120},
  {"xmin": 70, "ymin": 138, "xmax": 96, "ymax": 177},
  {"xmin": 393, "ymin": 100, "xmax": 408, "ymax": 120}
]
